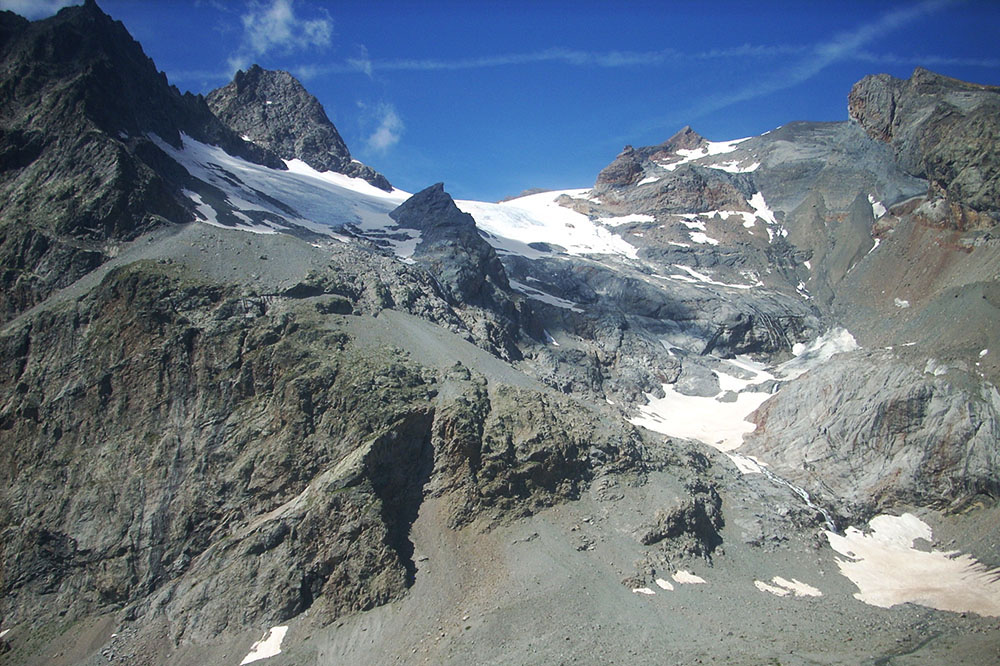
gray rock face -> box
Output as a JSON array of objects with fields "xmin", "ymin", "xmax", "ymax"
[
  {"xmin": 746, "ymin": 120, "xmax": 926, "ymax": 215},
  {"xmin": 207, "ymin": 65, "xmax": 392, "ymax": 191},
  {"xmin": 742, "ymin": 351, "xmax": 1000, "ymax": 520},
  {"xmin": 390, "ymin": 183, "xmax": 510, "ymax": 302},
  {"xmin": 0, "ymin": 239, "xmax": 664, "ymax": 644},
  {"xmin": 849, "ymin": 67, "xmax": 1000, "ymax": 213}
]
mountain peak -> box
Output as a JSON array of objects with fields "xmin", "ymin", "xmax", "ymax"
[
  {"xmin": 662, "ymin": 125, "xmax": 705, "ymax": 152},
  {"xmin": 849, "ymin": 65, "xmax": 1000, "ymax": 211},
  {"xmin": 207, "ymin": 66, "xmax": 392, "ymax": 191}
]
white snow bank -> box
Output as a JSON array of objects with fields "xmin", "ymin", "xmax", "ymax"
[
  {"xmin": 655, "ymin": 578, "xmax": 674, "ymax": 591},
  {"xmin": 868, "ymin": 194, "xmax": 887, "ymax": 219},
  {"xmin": 662, "ymin": 137, "xmax": 751, "ymax": 172},
  {"xmin": 598, "ymin": 213, "xmax": 655, "ymax": 227},
  {"xmin": 894, "ymin": 298, "xmax": 910, "ymax": 308},
  {"xmin": 508, "ymin": 279, "xmax": 584, "ymax": 312},
  {"xmin": 458, "ymin": 190, "xmax": 638, "ymax": 259},
  {"xmin": 630, "ymin": 329, "xmax": 858, "ymax": 471},
  {"xmin": 240, "ymin": 625, "xmax": 289, "ymax": 664},
  {"xmin": 672, "ymin": 570, "xmax": 706, "ymax": 584},
  {"xmin": 284, "ymin": 159, "xmax": 408, "ymax": 201},
  {"xmin": 747, "ymin": 192, "xmax": 777, "ymax": 226},
  {"xmin": 628, "ymin": 381, "xmax": 772, "ymax": 452},
  {"xmin": 827, "ymin": 514, "xmax": 1000, "ymax": 616},
  {"xmin": 629, "ymin": 356, "xmax": 776, "ymax": 453},
  {"xmin": 727, "ymin": 453, "xmax": 766, "ymax": 474},
  {"xmin": 747, "ymin": 192, "xmax": 786, "ymax": 240},
  {"xmin": 151, "ymin": 134, "xmax": 420, "ymax": 258},
  {"xmin": 779, "ymin": 328, "xmax": 858, "ymax": 380},
  {"xmin": 755, "ymin": 577, "xmax": 822, "ymax": 598},
  {"xmin": 669, "ymin": 193, "xmax": 782, "ymax": 240},
  {"xmin": 707, "ymin": 160, "xmax": 760, "ymax": 174},
  {"xmin": 688, "ymin": 231, "xmax": 720, "ymax": 246},
  {"xmin": 754, "ymin": 580, "xmax": 790, "ymax": 597},
  {"xmin": 632, "ymin": 587, "xmax": 656, "ymax": 595},
  {"xmin": 668, "ymin": 265, "xmax": 756, "ymax": 290}
]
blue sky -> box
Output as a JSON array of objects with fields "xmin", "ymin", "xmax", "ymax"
[{"xmin": 5, "ymin": 1, "xmax": 1000, "ymax": 201}]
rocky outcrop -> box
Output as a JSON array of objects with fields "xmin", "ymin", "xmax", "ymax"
[
  {"xmin": 0, "ymin": 245, "xmax": 660, "ymax": 643},
  {"xmin": 593, "ymin": 136, "xmax": 756, "ymax": 214},
  {"xmin": 207, "ymin": 65, "xmax": 392, "ymax": 191},
  {"xmin": 428, "ymin": 365, "xmax": 649, "ymax": 528},
  {"xmin": 742, "ymin": 351, "xmax": 1000, "ymax": 521},
  {"xmin": 849, "ymin": 67, "xmax": 1000, "ymax": 213},
  {"xmin": 391, "ymin": 184, "xmax": 509, "ymax": 301},
  {"xmin": 389, "ymin": 184, "xmax": 522, "ymax": 359},
  {"xmin": 595, "ymin": 126, "xmax": 706, "ymax": 188}
]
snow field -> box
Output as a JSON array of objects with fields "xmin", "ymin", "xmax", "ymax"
[
  {"xmin": 660, "ymin": 137, "xmax": 751, "ymax": 172},
  {"xmin": 457, "ymin": 190, "xmax": 639, "ymax": 259},
  {"xmin": 630, "ymin": 329, "xmax": 858, "ymax": 466},
  {"xmin": 827, "ymin": 514, "xmax": 1000, "ymax": 616},
  {"xmin": 628, "ymin": 381, "xmax": 772, "ymax": 452},
  {"xmin": 152, "ymin": 134, "xmax": 419, "ymax": 257}
]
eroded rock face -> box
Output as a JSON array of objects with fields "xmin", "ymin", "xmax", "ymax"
[
  {"xmin": 389, "ymin": 183, "xmax": 523, "ymax": 359},
  {"xmin": 207, "ymin": 65, "xmax": 392, "ymax": 191},
  {"xmin": 849, "ymin": 67, "xmax": 1000, "ymax": 213},
  {"xmin": 0, "ymin": 248, "xmax": 664, "ymax": 642},
  {"xmin": 742, "ymin": 351, "xmax": 1000, "ymax": 521}
]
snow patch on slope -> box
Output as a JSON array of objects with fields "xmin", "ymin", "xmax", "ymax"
[
  {"xmin": 241, "ymin": 625, "xmax": 288, "ymax": 664},
  {"xmin": 458, "ymin": 190, "xmax": 638, "ymax": 259},
  {"xmin": 755, "ymin": 577, "xmax": 822, "ymax": 598},
  {"xmin": 598, "ymin": 213, "xmax": 655, "ymax": 227},
  {"xmin": 868, "ymin": 194, "xmax": 887, "ymax": 219},
  {"xmin": 780, "ymin": 328, "xmax": 858, "ymax": 380},
  {"xmin": 508, "ymin": 279, "xmax": 584, "ymax": 312},
  {"xmin": 628, "ymin": 363, "xmax": 774, "ymax": 452},
  {"xmin": 152, "ymin": 134, "xmax": 420, "ymax": 258},
  {"xmin": 827, "ymin": 514, "xmax": 1000, "ymax": 616},
  {"xmin": 630, "ymin": 329, "xmax": 859, "ymax": 465},
  {"xmin": 661, "ymin": 137, "xmax": 751, "ymax": 172}
]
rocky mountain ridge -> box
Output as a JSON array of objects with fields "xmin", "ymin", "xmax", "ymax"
[
  {"xmin": 1, "ymin": 2, "xmax": 999, "ymax": 665},
  {"xmin": 849, "ymin": 67, "xmax": 1000, "ymax": 213}
]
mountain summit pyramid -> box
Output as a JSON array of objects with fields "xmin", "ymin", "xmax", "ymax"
[{"xmin": 207, "ymin": 65, "xmax": 392, "ymax": 191}]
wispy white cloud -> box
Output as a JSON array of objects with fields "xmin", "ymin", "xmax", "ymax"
[
  {"xmin": 644, "ymin": 0, "xmax": 956, "ymax": 132},
  {"xmin": 854, "ymin": 50, "xmax": 1000, "ymax": 70},
  {"xmin": 0, "ymin": 0, "xmax": 78, "ymax": 19},
  {"xmin": 227, "ymin": 0, "xmax": 332, "ymax": 73},
  {"xmin": 294, "ymin": 44, "xmax": 808, "ymax": 79},
  {"xmin": 365, "ymin": 103, "xmax": 404, "ymax": 153}
]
